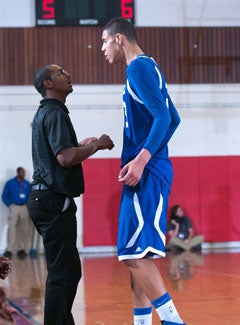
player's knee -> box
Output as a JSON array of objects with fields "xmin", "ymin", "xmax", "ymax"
[{"xmin": 123, "ymin": 259, "xmax": 139, "ymax": 269}]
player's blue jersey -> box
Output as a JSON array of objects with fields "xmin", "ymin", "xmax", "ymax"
[{"xmin": 121, "ymin": 54, "xmax": 180, "ymax": 189}]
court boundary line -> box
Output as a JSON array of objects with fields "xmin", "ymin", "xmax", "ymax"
[{"xmin": 8, "ymin": 299, "xmax": 41, "ymax": 325}]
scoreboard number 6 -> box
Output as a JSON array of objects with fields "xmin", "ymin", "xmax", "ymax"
[{"xmin": 121, "ymin": 0, "xmax": 133, "ymax": 19}]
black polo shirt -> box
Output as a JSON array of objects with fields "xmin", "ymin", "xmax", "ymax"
[{"xmin": 31, "ymin": 98, "xmax": 84, "ymax": 197}]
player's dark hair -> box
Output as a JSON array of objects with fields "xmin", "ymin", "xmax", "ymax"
[
  {"xmin": 33, "ymin": 65, "xmax": 52, "ymax": 98},
  {"xmin": 104, "ymin": 17, "xmax": 137, "ymax": 43}
]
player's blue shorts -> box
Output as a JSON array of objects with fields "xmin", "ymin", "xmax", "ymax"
[{"xmin": 117, "ymin": 168, "xmax": 170, "ymax": 261}]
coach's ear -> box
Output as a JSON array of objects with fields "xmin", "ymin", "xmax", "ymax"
[{"xmin": 44, "ymin": 79, "xmax": 53, "ymax": 90}]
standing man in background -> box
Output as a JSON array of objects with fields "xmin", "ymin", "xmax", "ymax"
[
  {"xmin": 27, "ymin": 64, "xmax": 114, "ymax": 325},
  {"xmin": 102, "ymin": 18, "xmax": 186, "ymax": 325},
  {"xmin": 2, "ymin": 167, "xmax": 31, "ymax": 259}
]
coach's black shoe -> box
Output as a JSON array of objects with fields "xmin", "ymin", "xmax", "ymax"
[{"xmin": 3, "ymin": 251, "xmax": 12, "ymax": 259}]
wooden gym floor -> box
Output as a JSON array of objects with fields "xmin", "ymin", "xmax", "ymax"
[{"xmin": 0, "ymin": 249, "xmax": 240, "ymax": 325}]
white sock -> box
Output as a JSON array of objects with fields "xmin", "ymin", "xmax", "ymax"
[
  {"xmin": 152, "ymin": 293, "xmax": 184, "ymax": 324},
  {"xmin": 155, "ymin": 299, "xmax": 184, "ymax": 323},
  {"xmin": 134, "ymin": 307, "xmax": 152, "ymax": 325}
]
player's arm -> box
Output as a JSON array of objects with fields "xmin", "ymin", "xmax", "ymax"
[
  {"xmin": 119, "ymin": 63, "xmax": 171, "ymax": 186},
  {"xmin": 128, "ymin": 61, "xmax": 172, "ymax": 156},
  {"xmin": 161, "ymin": 97, "xmax": 181, "ymax": 146}
]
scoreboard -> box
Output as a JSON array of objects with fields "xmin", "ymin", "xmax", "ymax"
[{"xmin": 36, "ymin": 0, "xmax": 134, "ymax": 26}]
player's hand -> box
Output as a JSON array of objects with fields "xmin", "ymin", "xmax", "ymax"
[
  {"xmin": 118, "ymin": 149, "xmax": 151, "ymax": 186},
  {"xmin": 96, "ymin": 134, "xmax": 114, "ymax": 150},
  {"xmin": 118, "ymin": 159, "xmax": 144, "ymax": 186}
]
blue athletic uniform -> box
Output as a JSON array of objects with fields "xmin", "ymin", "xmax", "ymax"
[{"xmin": 118, "ymin": 54, "xmax": 180, "ymax": 260}]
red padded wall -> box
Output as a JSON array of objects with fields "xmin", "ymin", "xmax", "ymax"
[
  {"xmin": 169, "ymin": 157, "xmax": 239, "ymax": 242},
  {"xmin": 82, "ymin": 159, "xmax": 122, "ymax": 246},
  {"xmin": 82, "ymin": 156, "xmax": 240, "ymax": 246}
]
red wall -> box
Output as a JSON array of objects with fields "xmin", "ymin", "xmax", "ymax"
[
  {"xmin": 82, "ymin": 156, "xmax": 240, "ymax": 246},
  {"xmin": 82, "ymin": 159, "xmax": 122, "ymax": 246}
]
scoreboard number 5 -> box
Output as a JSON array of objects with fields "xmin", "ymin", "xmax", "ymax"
[{"xmin": 42, "ymin": 0, "xmax": 55, "ymax": 19}]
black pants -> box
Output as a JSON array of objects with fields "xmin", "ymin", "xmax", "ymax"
[{"xmin": 27, "ymin": 190, "xmax": 81, "ymax": 325}]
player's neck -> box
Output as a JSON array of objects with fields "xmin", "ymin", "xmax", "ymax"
[{"xmin": 125, "ymin": 45, "xmax": 143, "ymax": 66}]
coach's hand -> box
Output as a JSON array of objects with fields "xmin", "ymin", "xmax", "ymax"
[{"xmin": 96, "ymin": 134, "xmax": 114, "ymax": 150}]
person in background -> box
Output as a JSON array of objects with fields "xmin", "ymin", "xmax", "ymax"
[
  {"xmin": 102, "ymin": 18, "xmax": 185, "ymax": 325},
  {"xmin": 167, "ymin": 205, "xmax": 204, "ymax": 251},
  {"xmin": 0, "ymin": 256, "xmax": 18, "ymax": 321},
  {"xmin": 2, "ymin": 167, "xmax": 31, "ymax": 259},
  {"xmin": 27, "ymin": 64, "xmax": 114, "ymax": 325},
  {"xmin": 0, "ymin": 256, "xmax": 11, "ymax": 280}
]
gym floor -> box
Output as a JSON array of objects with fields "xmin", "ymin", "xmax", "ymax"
[{"xmin": 1, "ymin": 249, "xmax": 240, "ymax": 324}]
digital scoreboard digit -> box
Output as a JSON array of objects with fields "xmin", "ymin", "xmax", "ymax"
[{"xmin": 36, "ymin": 0, "xmax": 134, "ymax": 26}]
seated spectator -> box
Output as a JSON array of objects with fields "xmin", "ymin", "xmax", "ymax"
[
  {"xmin": 0, "ymin": 256, "xmax": 18, "ymax": 321},
  {"xmin": 167, "ymin": 205, "xmax": 204, "ymax": 251}
]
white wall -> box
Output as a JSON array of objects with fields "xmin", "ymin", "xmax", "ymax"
[
  {"xmin": 135, "ymin": 0, "xmax": 240, "ymax": 26},
  {"xmin": 1, "ymin": 84, "xmax": 240, "ymax": 252},
  {"xmin": 0, "ymin": 0, "xmax": 239, "ymax": 27},
  {"xmin": 0, "ymin": 0, "xmax": 35, "ymax": 27}
]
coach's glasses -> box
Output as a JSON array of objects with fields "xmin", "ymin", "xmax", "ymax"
[{"xmin": 51, "ymin": 68, "xmax": 68, "ymax": 79}]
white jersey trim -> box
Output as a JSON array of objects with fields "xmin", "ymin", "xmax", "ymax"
[
  {"xmin": 126, "ymin": 193, "xmax": 144, "ymax": 248},
  {"xmin": 154, "ymin": 193, "xmax": 166, "ymax": 245},
  {"xmin": 118, "ymin": 246, "xmax": 166, "ymax": 261},
  {"xmin": 126, "ymin": 79, "xmax": 143, "ymax": 105}
]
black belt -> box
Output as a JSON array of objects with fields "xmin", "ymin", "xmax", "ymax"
[{"xmin": 31, "ymin": 184, "xmax": 49, "ymax": 191}]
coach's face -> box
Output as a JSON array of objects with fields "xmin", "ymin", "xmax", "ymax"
[
  {"xmin": 48, "ymin": 65, "xmax": 73, "ymax": 95},
  {"xmin": 101, "ymin": 30, "xmax": 125, "ymax": 64}
]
